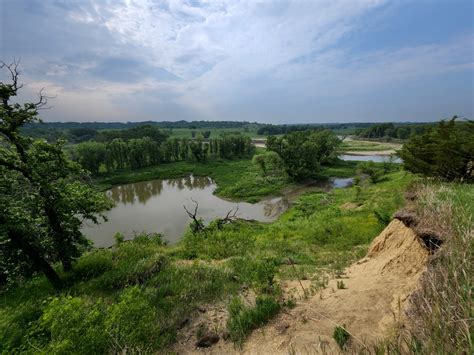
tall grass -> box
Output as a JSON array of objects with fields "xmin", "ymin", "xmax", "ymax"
[{"xmin": 406, "ymin": 182, "xmax": 473, "ymax": 353}]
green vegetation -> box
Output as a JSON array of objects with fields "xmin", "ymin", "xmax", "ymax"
[
  {"xmin": 402, "ymin": 182, "xmax": 473, "ymax": 353},
  {"xmin": 266, "ymin": 130, "xmax": 341, "ymax": 180},
  {"xmin": 399, "ymin": 118, "xmax": 474, "ymax": 181},
  {"xmin": 0, "ymin": 163, "xmax": 413, "ymax": 352},
  {"xmin": 340, "ymin": 139, "xmax": 401, "ymax": 152},
  {"xmin": 333, "ymin": 325, "xmax": 350, "ymax": 349},
  {"xmin": 0, "ymin": 62, "xmax": 111, "ymax": 287},
  {"xmin": 355, "ymin": 122, "xmax": 433, "ymax": 140},
  {"xmin": 227, "ymin": 295, "xmax": 282, "ymax": 345},
  {"xmin": 72, "ymin": 131, "xmax": 255, "ymax": 174}
]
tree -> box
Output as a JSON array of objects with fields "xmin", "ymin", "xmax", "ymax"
[
  {"xmin": 0, "ymin": 60, "xmax": 111, "ymax": 287},
  {"xmin": 252, "ymin": 151, "xmax": 285, "ymax": 178},
  {"xmin": 399, "ymin": 117, "xmax": 474, "ymax": 181},
  {"xmin": 266, "ymin": 130, "xmax": 341, "ymax": 180},
  {"xmin": 73, "ymin": 141, "xmax": 107, "ymax": 175}
]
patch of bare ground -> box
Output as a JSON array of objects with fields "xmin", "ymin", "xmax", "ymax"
[{"xmin": 172, "ymin": 218, "xmax": 432, "ymax": 354}]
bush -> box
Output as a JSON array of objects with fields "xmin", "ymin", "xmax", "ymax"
[{"xmin": 358, "ymin": 161, "xmax": 383, "ymax": 183}]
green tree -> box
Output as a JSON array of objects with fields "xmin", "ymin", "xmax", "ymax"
[
  {"xmin": 73, "ymin": 141, "xmax": 107, "ymax": 175},
  {"xmin": 266, "ymin": 130, "xmax": 341, "ymax": 180},
  {"xmin": 399, "ymin": 117, "xmax": 474, "ymax": 181},
  {"xmin": 252, "ymin": 151, "xmax": 285, "ymax": 178},
  {"xmin": 0, "ymin": 60, "xmax": 111, "ymax": 287}
]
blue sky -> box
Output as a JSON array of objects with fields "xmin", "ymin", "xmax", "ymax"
[{"xmin": 0, "ymin": 0, "xmax": 473, "ymax": 123}]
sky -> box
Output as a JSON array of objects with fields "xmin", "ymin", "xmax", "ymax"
[{"xmin": 0, "ymin": 0, "xmax": 473, "ymax": 123}]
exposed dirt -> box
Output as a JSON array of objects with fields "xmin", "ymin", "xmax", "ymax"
[{"xmin": 172, "ymin": 219, "xmax": 430, "ymax": 354}]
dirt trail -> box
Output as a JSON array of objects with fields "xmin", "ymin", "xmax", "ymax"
[{"xmin": 174, "ymin": 219, "xmax": 429, "ymax": 354}]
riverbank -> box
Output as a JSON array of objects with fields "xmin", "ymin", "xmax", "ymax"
[
  {"xmin": 1, "ymin": 166, "xmax": 418, "ymax": 353},
  {"xmin": 95, "ymin": 157, "xmax": 359, "ymax": 202}
]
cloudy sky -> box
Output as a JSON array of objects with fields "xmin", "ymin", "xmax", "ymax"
[{"xmin": 1, "ymin": 0, "xmax": 473, "ymax": 123}]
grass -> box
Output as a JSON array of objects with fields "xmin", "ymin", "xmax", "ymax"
[
  {"xmin": 341, "ymin": 139, "xmax": 401, "ymax": 152},
  {"xmin": 403, "ymin": 182, "xmax": 473, "ymax": 354},
  {"xmin": 333, "ymin": 325, "xmax": 350, "ymax": 349},
  {"xmin": 0, "ymin": 163, "xmax": 415, "ymax": 353},
  {"xmin": 227, "ymin": 295, "xmax": 282, "ymax": 346}
]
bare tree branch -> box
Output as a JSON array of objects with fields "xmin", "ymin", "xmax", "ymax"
[{"xmin": 183, "ymin": 198, "xmax": 205, "ymax": 233}]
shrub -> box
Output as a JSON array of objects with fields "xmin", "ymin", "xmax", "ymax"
[{"xmin": 358, "ymin": 162, "xmax": 383, "ymax": 183}]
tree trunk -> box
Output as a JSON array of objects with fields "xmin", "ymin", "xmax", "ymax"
[{"xmin": 8, "ymin": 228, "xmax": 62, "ymax": 288}]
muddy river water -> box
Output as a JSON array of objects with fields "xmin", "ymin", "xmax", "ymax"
[{"xmin": 82, "ymin": 175, "xmax": 353, "ymax": 247}]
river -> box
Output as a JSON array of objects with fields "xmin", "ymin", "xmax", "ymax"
[{"xmin": 82, "ymin": 175, "xmax": 353, "ymax": 247}]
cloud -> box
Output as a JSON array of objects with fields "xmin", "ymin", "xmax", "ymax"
[{"xmin": 0, "ymin": 0, "xmax": 472, "ymax": 122}]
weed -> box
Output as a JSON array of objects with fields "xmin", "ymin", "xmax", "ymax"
[
  {"xmin": 333, "ymin": 325, "xmax": 350, "ymax": 349},
  {"xmin": 227, "ymin": 295, "xmax": 281, "ymax": 345}
]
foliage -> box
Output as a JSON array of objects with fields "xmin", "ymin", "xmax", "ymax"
[
  {"xmin": 0, "ymin": 61, "xmax": 111, "ymax": 287},
  {"xmin": 72, "ymin": 133, "xmax": 255, "ymax": 175},
  {"xmin": 358, "ymin": 161, "xmax": 384, "ymax": 183},
  {"xmin": 252, "ymin": 150, "xmax": 286, "ymax": 178},
  {"xmin": 266, "ymin": 130, "xmax": 341, "ymax": 180},
  {"xmin": 399, "ymin": 117, "xmax": 474, "ymax": 181},
  {"xmin": 356, "ymin": 122, "xmax": 432, "ymax": 140}
]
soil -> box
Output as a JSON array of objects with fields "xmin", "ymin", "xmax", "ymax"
[{"xmin": 172, "ymin": 219, "xmax": 430, "ymax": 354}]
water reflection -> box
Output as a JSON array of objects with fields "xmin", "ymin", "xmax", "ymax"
[
  {"xmin": 107, "ymin": 176, "xmax": 212, "ymax": 205},
  {"xmin": 82, "ymin": 176, "xmax": 287, "ymax": 248}
]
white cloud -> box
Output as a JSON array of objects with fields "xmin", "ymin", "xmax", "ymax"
[{"xmin": 3, "ymin": 0, "xmax": 472, "ymax": 122}]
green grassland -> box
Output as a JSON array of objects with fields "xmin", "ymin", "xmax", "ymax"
[
  {"xmin": 0, "ymin": 162, "xmax": 414, "ymax": 353},
  {"xmin": 340, "ymin": 139, "xmax": 402, "ymax": 152}
]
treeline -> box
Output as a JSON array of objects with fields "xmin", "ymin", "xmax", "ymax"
[
  {"xmin": 22, "ymin": 120, "xmax": 258, "ymax": 141},
  {"xmin": 355, "ymin": 122, "xmax": 434, "ymax": 140},
  {"xmin": 256, "ymin": 123, "xmax": 374, "ymax": 136},
  {"xmin": 71, "ymin": 134, "xmax": 255, "ymax": 175}
]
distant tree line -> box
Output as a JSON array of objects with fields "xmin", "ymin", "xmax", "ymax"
[
  {"xmin": 355, "ymin": 122, "xmax": 434, "ymax": 140},
  {"xmin": 256, "ymin": 123, "xmax": 375, "ymax": 136},
  {"xmin": 71, "ymin": 133, "xmax": 255, "ymax": 175}
]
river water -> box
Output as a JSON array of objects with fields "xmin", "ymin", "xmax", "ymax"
[{"xmin": 82, "ymin": 175, "xmax": 353, "ymax": 247}]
